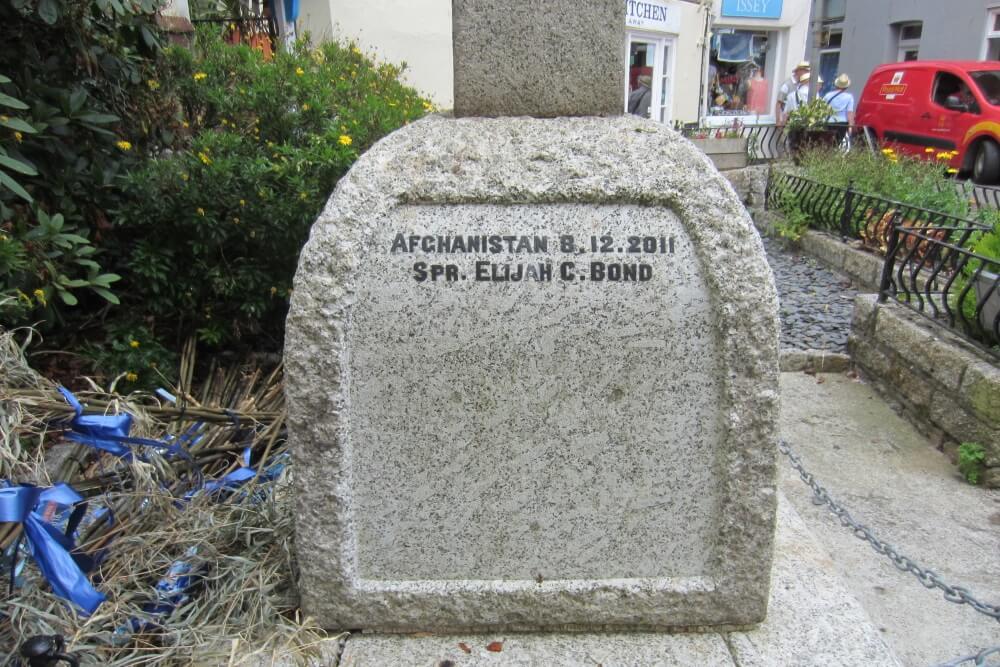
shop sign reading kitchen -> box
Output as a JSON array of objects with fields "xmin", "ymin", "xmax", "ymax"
[{"xmin": 625, "ymin": 0, "xmax": 680, "ymax": 33}]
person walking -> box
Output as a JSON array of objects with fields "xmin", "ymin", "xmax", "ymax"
[
  {"xmin": 823, "ymin": 74, "xmax": 855, "ymax": 126},
  {"xmin": 823, "ymin": 73, "xmax": 856, "ymax": 149},
  {"xmin": 782, "ymin": 71, "xmax": 812, "ymax": 117},
  {"xmin": 776, "ymin": 61, "xmax": 809, "ymax": 125},
  {"xmin": 628, "ymin": 74, "xmax": 652, "ymax": 118}
]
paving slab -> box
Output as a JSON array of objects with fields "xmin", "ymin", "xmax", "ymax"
[
  {"xmin": 338, "ymin": 494, "xmax": 898, "ymax": 666},
  {"xmin": 778, "ymin": 371, "xmax": 1000, "ymax": 667}
]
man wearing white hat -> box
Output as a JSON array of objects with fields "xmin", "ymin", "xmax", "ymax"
[
  {"xmin": 782, "ymin": 70, "xmax": 813, "ymax": 117},
  {"xmin": 823, "ymin": 74, "xmax": 855, "ymax": 127},
  {"xmin": 776, "ymin": 61, "xmax": 809, "ymax": 125}
]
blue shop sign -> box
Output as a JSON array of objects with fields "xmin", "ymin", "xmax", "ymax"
[{"xmin": 721, "ymin": 0, "xmax": 782, "ymax": 19}]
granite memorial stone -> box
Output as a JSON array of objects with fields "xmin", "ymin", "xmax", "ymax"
[{"xmin": 284, "ymin": 0, "xmax": 780, "ymax": 634}]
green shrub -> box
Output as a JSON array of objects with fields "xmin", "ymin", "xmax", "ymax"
[
  {"xmin": 772, "ymin": 189, "xmax": 811, "ymax": 243},
  {"xmin": 795, "ymin": 146, "xmax": 971, "ymax": 217},
  {"xmin": 0, "ymin": 0, "xmax": 159, "ymax": 327},
  {"xmin": 113, "ymin": 32, "xmax": 431, "ymax": 352},
  {"xmin": 957, "ymin": 442, "xmax": 987, "ymax": 485}
]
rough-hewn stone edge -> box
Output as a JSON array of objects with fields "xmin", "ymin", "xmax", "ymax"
[
  {"xmin": 284, "ymin": 115, "xmax": 780, "ymax": 630},
  {"xmin": 779, "ymin": 349, "xmax": 851, "ymax": 373},
  {"xmin": 848, "ymin": 295, "xmax": 1000, "ymax": 486}
]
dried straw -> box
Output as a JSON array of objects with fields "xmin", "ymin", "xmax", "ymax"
[{"xmin": 0, "ymin": 328, "xmax": 333, "ymax": 666}]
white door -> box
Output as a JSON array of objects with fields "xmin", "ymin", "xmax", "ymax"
[{"xmin": 625, "ymin": 32, "xmax": 675, "ymax": 124}]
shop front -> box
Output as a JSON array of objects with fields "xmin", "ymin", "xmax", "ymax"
[
  {"xmin": 624, "ymin": 0, "xmax": 683, "ymax": 123},
  {"xmin": 702, "ymin": 0, "xmax": 810, "ymax": 126}
]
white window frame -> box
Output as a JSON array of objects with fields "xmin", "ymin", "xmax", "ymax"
[
  {"xmin": 981, "ymin": 7, "xmax": 1000, "ymax": 59},
  {"xmin": 624, "ymin": 30, "xmax": 677, "ymax": 125},
  {"xmin": 896, "ymin": 21, "xmax": 921, "ymax": 62},
  {"xmin": 701, "ymin": 26, "xmax": 783, "ymax": 127}
]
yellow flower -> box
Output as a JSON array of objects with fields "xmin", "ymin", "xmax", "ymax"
[
  {"xmin": 182, "ymin": 121, "xmax": 190, "ymax": 128},
  {"xmin": 125, "ymin": 372, "xmax": 138, "ymax": 382},
  {"xmin": 299, "ymin": 191, "xmax": 308, "ymax": 200},
  {"xmin": 193, "ymin": 72, "xmax": 207, "ymax": 81},
  {"xmin": 198, "ymin": 151, "xmax": 212, "ymax": 165},
  {"xmin": 33, "ymin": 288, "xmax": 46, "ymax": 306},
  {"xmin": 301, "ymin": 103, "xmax": 310, "ymax": 111},
  {"xmin": 422, "ymin": 100, "xmax": 433, "ymax": 111},
  {"xmin": 196, "ymin": 207, "xmax": 205, "ymax": 216},
  {"xmin": 116, "ymin": 140, "xmax": 132, "ymax": 151},
  {"xmin": 14, "ymin": 131, "xmax": 23, "ymax": 143},
  {"xmin": 936, "ymin": 152, "xmax": 951, "ymax": 161},
  {"xmin": 181, "ymin": 172, "xmax": 189, "ymax": 181},
  {"xmin": 881, "ymin": 147, "xmax": 894, "ymax": 155},
  {"xmin": 0, "ymin": 115, "xmax": 7, "ymax": 122},
  {"xmin": 947, "ymin": 167, "xmax": 959, "ymax": 174},
  {"xmin": 924, "ymin": 147, "xmax": 935, "ymax": 153},
  {"xmin": 295, "ymin": 67, "xmax": 305, "ymax": 76},
  {"xmin": 130, "ymin": 340, "xmax": 140, "ymax": 348},
  {"xmin": 147, "ymin": 79, "xmax": 160, "ymax": 90},
  {"xmin": 270, "ymin": 286, "xmax": 278, "ymax": 296},
  {"xmin": 239, "ymin": 199, "xmax": 246, "ymax": 207},
  {"xmin": 351, "ymin": 46, "xmax": 361, "ymax": 56},
  {"xmin": 338, "ymin": 134, "xmax": 352, "ymax": 146},
  {"xmin": 221, "ymin": 118, "xmax": 228, "ymax": 126},
  {"xmin": 311, "ymin": 49, "xmax": 325, "ymax": 64}
]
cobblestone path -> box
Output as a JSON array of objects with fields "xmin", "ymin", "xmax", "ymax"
[{"xmin": 762, "ymin": 236, "xmax": 863, "ymax": 353}]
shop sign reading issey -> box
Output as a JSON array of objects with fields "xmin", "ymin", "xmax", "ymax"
[
  {"xmin": 720, "ymin": 0, "xmax": 783, "ymax": 19},
  {"xmin": 625, "ymin": 0, "xmax": 680, "ymax": 33}
]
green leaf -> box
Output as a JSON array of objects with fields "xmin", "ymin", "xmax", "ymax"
[
  {"xmin": 93, "ymin": 273, "xmax": 121, "ymax": 287},
  {"xmin": 0, "ymin": 154, "xmax": 38, "ymax": 176},
  {"xmin": 57, "ymin": 233, "xmax": 89, "ymax": 244},
  {"xmin": 0, "ymin": 171, "xmax": 32, "ymax": 202},
  {"xmin": 0, "ymin": 75, "xmax": 9, "ymax": 84},
  {"xmin": 92, "ymin": 286, "xmax": 119, "ymax": 304},
  {"xmin": 37, "ymin": 0, "xmax": 59, "ymax": 24},
  {"xmin": 57, "ymin": 290, "xmax": 78, "ymax": 306},
  {"xmin": 69, "ymin": 89, "xmax": 87, "ymax": 114},
  {"xmin": 76, "ymin": 112, "xmax": 119, "ymax": 124},
  {"xmin": 0, "ymin": 92, "xmax": 29, "ymax": 110},
  {"xmin": 75, "ymin": 259, "xmax": 101, "ymax": 270},
  {"xmin": 62, "ymin": 278, "xmax": 89, "ymax": 288},
  {"xmin": 0, "ymin": 117, "xmax": 37, "ymax": 133}
]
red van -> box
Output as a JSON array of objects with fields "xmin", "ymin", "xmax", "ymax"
[{"xmin": 855, "ymin": 61, "xmax": 1000, "ymax": 184}]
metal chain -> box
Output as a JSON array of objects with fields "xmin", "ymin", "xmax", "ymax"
[
  {"xmin": 931, "ymin": 646, "xmax": 1000, "ymax": 667},
  {"xmin": 778, "ymin": 439, "xmax": 1000, "ymax": 623}
]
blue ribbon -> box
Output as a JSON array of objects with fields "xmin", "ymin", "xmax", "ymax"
[
  {"xmin": 0, "ymin": 484, "xmax": 105, "ymax": 615},
  {"xmin": 58, "ymin": 386, "xmax": 193, "ymax": 463},
  {"xmin": 185, "ymin": 449, "xmax": 286, "ymax": 499}
]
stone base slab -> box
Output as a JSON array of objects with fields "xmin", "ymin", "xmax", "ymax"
[{"xmin": 338, "ymin": 493, "xmax": 900, "ymax": 666}]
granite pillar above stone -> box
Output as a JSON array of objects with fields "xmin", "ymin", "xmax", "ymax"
[
  {"xmin": 284, "ymin": 114, "xmax": 781, "ymax": 633},
  {"xmin": 452, "ymin": 0, "xmax": 624, "ymax": 117}
]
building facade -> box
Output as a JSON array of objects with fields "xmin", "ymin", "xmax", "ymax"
[
  {"xmin": 812, "ymin": 0, "xmax": 998, "ymax": 98},
  {"xmin": 297, "ymin": 0, "xmax": 811, "ymax": 125}
]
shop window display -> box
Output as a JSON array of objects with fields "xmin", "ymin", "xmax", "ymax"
[{"xmin": 708, "ymin": 29, "xmax": 773, "ymax": 117}]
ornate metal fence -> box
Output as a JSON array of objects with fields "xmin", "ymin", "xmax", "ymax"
[
  {"xmin": 767, "ymin": 171, "xmax": 999, "ymax": 354},
  {"xmin": 879, "ymin": 223, "xmax": 999, "ymax": 355}
]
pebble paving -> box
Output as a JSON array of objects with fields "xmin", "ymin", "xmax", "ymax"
[{"xmin": 762, "ymin": 236, "xmax": 861, "ymax": 353}]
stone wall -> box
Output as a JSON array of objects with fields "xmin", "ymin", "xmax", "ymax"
[{"xmin": 850, "ymin": 295, "xmax": 1000, "ymax": 488}]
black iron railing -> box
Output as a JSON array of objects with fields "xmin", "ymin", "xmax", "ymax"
[
  {"xmin": 679, "ymin": 123, "xmax": 789, "ymax": 164},
  {"xmin": 767, "ymin": 171, "xmax": 985, "ymax": 241},
  {"xmin": 767, "ymin": 170, "xmax": 999, "ymax": 353},
  {"xmin": 879, "ymin": 222, "xmax": 1000, "ymax": 355}
]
